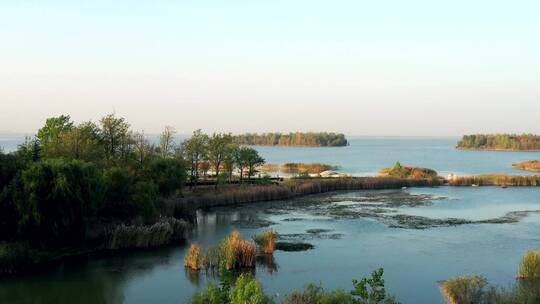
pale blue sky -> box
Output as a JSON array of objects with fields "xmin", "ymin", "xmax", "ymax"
[{"xmin": 1, "ymin": 0, "xmax": 539, "ymax": 135}]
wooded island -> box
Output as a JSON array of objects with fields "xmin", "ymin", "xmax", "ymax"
[
  {"xmin": 457, "ymin": 134, "xmax": 540, "ymax": 151},
  {"xmin": 232, "ymin": 132, "xmax": 348, "ymax": 147}
]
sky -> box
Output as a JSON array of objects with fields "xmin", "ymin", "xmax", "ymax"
[{"xmin": 1, "ymin": 0, "xmax": 539, "ymax": 136}]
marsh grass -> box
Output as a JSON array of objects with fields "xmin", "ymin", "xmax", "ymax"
[
  {"xmin": 439, "ymin": 276, "xmax": 488, "ymax": 304},
  {"xmin": 518, "ymin": 250, "xmax": 540, "ymax": 279},
  {"xmin": 185, "ymin": 231, "xmax": 257, "ymax": 272},
  {"xmin": 184, "ymin": 244, "xmax": 203, "ymax": 270},
  {"xmin": 449, "ymin": 174, "xmax": 540, "ymax": 187},
  {"xmin": 253, "ymin": 230, "xmax": 277, "ymax": 254},
  {"xmin": 174, "ymin": 177, "xmax": 442, "ymax": 211}
]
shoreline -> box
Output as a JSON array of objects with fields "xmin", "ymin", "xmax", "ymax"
[
  {"xmin": 456, "ymin": 147, "xmax": 540, "ymax": 152},
  {"xmin": 3, "ymin": 175, "xmax": 540, "ymax": 277}
]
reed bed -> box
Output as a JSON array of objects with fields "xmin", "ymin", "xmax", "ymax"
[
  {"xmin": 105, "ymin": 217, "xmax": 190, "ymax": 250},
  {"xmin": 174, "ymin": 177, "xmax": 441, "ymax": 211},
  {"xmin": 449, "ymin": 174, "xmax": 540, "ymax": 187},
  {"xmin": 185, "ymin": 231, "xmax": 258, "ymax": 272},
  {"xmin": 253, "ymin": 230, "xmax": 277, "ymax": 254},
  {"xmin": 518, "ymin": 250, "xmax": 540, "ymax": 279},
  {"xmin": 439, "ymin": 276, "xmax": 488, "ymax": 304}
]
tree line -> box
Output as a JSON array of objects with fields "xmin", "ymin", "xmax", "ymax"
[
  {"xmin": 457, "ymin": 134, "xmax": 540, "ymax": 151},
  {"xmin": 232, "ymin": 132, "xmax": 348, "ymax": 147},
  {"xmin": 0, "ymin": 114, "xmax": 265, "ymax": 249}
]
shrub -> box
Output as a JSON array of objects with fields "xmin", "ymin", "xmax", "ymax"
[
  {"xmin": 519, "ymin": 250, "xmax": 540, "ymax": 279},
  {"xmin": 439, "ymin": 276, "xmax": 488, "ymax": 304},
  {"xmin": 253, "ymin": 230, "xmax": 277, "ymax": 254},
  {"xmin": 229, "ymin": 273, "xmax": 271, "ymax": 304},
  {"xmin": 192, "ymin": 283, "xmax": 224, "ymax": 304},
  {"xmin": 185, "ymin": 244, "xmax": 204, "ymax": 270}
]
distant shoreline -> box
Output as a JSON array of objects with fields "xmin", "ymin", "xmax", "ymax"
[{"xmin": 456, "ymin": 147, "xmax": 540, "ymax": 153}]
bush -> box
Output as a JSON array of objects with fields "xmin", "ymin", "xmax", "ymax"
[
  {"xmin": 17, "ymin": 159, "xmax": 105, "ymax": 247},
  {"xmin": 439, "ymin": 276, "xmax": 488, "ymax": 304},
  {"xmin": 144, "ymin": 158, "xmax": 186, "ymax": 196},
  {"xmin": 229, "ymin": 273, "xmax": 272, "ymax": 304},
  {"xmin": 519, "ymin": 250, "xmax": 540, "ymax": 279},
  {"xmin": 192, "ymin": 283, "xmax": 224, "ymax": 304},
  {"xmin": 219, "ymin": 231, "xmax": 256, "ymax": 270}
]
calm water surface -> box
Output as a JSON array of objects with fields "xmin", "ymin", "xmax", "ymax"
[{"xmin": 1, "ymin": 137, "xmax": 540, "ymax": 304}]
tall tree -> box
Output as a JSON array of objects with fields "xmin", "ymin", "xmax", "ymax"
[
  {"xmin": 235, "ymin": 147, "xmax": 265, "ymax": 181},
  {"xmin": 181, "ymin": 129, "xmax": 209, "ymax": 189},
  {"xmin": 133, "ymin": 131, "xmax": 154, "ymax": 168},
  {"xmin": 159, "ymin": 126, "xmax": 176, "ymax": 158},
  {"xmin": 59, "ymin": 121, "xmax": 102, "ymax": 161},
  {"xmin": 207, "ymin": 133, "xmax": 233, "ymax": 187},
  {"xmin": 36, "ymin": 115, "xmax": 74, "ymax": 157},
  {"xmin": 99, "ymin": 114, "xmax": 132, "ymax": 163}
]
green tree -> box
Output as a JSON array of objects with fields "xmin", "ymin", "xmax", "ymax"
[
  {"xmin": 181, "ymin": 129, "xmax": 209, "ymax": 189},
  {"xmin": 207, "ymin": 133, "xmax": 233, "ymax": 187},
  {"xmin": 130, "ymin": 181, "xmax": 159, "ymax": 223},
  {"xmin": 17, "ymin": 159, "xmax": 106, "ymax": 247},
  {"xmin": 99, "ymin": 113, "xmax": 132, "ymax": 163},
  {"xmin": 143, "ymin": 158, "xmax": 186, "ymax": 196},
  {"xmin": 59, "ymin": 121, "xmax": 103, "ymax": 161},
  {"xmin": 36, "ymin": 115, "xmax": 74, "ymax": 158}
]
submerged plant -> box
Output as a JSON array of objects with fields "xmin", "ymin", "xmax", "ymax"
[
  {"xmin": 253, "ymin": 230, "xmax": 278, "ymax": 254},
  {"xmin": 518, "ymin": 250, "xmax": 540, "ymax": 279}
]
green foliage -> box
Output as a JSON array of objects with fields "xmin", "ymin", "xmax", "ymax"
[
  {"xmin": 102, "ymin": 167, "xmax": 135, "ymax": 217},
  {"xmin": 381, "ymin": 162, "xmax": 438, "ymax": 179},
  {"xmin": 519, "ymin": 250, "xmax": 540, "ymax": 279},
  {"xmin": 130, "ymin": 181, "xmax": 159, "ymax": 223},
  {"xmin": 99, "ymin": 113, "xmax": 132, "ymax": 163},
  {"xmin": 17, "ymin": 159, "xmax": 106, "ymax": 247},
  {"xmin": 143, "ymin": 158, "xmax": 186, "ymax": 196},
  {"xmin": 36, "ymin": 115, "xmax": 74, "ymax": 158},
  {"xmin": 229, "ymin": 274, "xmax": 271, "ymax": 304},
  {"xmin": 457, "ymin": 134, "xmax": 540, "ymax": 151},
  {"xmin": 439, "ymin": 276, "xmax": 488, "ymax": 304},
  {"xmin": 235, "ymin": 147, "xmax": 265, "ymax": 180},
  {"xmin": 192, "ymin": 283, "xmax": 224, "ymax": 304},
  {"xmin": 351, "ymin": 268, "xmax": 398, "ymax": 304},
  {"xmin": 233, "ymin": 132, "xmax": 348, "ymax": 147}
]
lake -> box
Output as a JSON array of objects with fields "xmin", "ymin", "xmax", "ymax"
[{"xmin": 1, "ymin": 136, "xmax": 540, "ymax": 303}]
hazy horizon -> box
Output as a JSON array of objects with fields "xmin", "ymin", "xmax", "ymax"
[{"xmin": 1, "ymin": 1, "xmax": 539, "ymax": 136}]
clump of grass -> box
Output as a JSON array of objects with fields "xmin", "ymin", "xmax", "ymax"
[
  {"xmin": 220, "ymin": 231, "xmax": 256, "ymax": 270},
  {"xmin": 184, "ymin": 244, "xmax": 203, "ymax": 270},
  {"xmin": 518, "ymin": 250, "xmax": 540, "ymax": 279},
  {"xmin": 253, "ymin": 230, "xmax": 278, "ymax": 254},
  {"xmin": 439, "ymin": 276, "xmax": 488, "ymax": 304}
]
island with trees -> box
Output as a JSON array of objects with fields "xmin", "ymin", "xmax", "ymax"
[
  {"xmin": 378, "ymin": 162, "xmax": 439, "ymax": 179},
  {"xmin": 232, "ymin": 132, "xmax": 348, "ymax": 147},
  {"xmin": 456, "ymin": 134, "xmax": 540, "ymax": 151}
]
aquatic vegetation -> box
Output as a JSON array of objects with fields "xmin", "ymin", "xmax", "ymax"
[
  {"xmin": 253, "ymin": 230, "xmax": 277, "ymax": 254},
  {"xmin": 275, "ymin": 242, "xmax": 314, "ymax": 252},
  {"xmin": 106, "ymin": 217, "xmax": 190, "ymax": 250},
  {"xmin": 185, "ymin": 244, "xmax": 204, "ymax": 270},
  {"xmin": 439, "ymin": 276, "xmax": 488, "ymax": 304},
  {"xmin": 518, "ymin": 250, "xmax": 540, "ymax": 279},
  {"xmin": 219, "ymin": 231, "xmax": 257, "ymax": 270},
  {"xmin": 449, "ymin": 174, "xmax": 540, "ymax": 187},
  {"xmin": 513, "ymin": 160, "xmax": 540, "ymax": 172}
]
